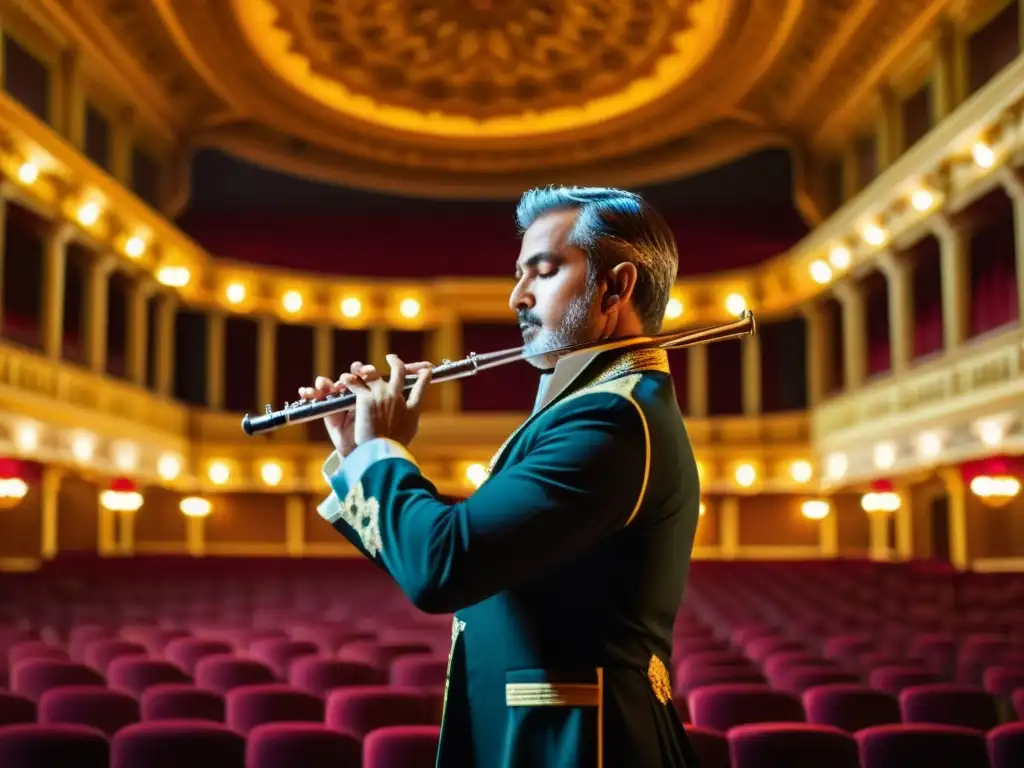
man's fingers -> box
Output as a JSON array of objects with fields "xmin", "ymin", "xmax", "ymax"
[
  {"xmin": 349, "ymin": 360, "xmax": 363, "ymax": 374},
  {"xmin": 387, "ymin": 354, "xmax": 406, "ymax": 399},
  {"xmin": 340, "ymin": 373, "xmax": 370, "ymax": 393},
  {"xmin": 406, "ymin": 367, "xmax": 432, "ymax": 410},
  {"xmin": 404, "ymin": 361, "xmax": 434, "ymax": 373}
]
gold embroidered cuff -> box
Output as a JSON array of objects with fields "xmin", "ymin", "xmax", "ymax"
[{"xmin": 505, "ymin": 682, "xmax": 601, "ymax": 707}]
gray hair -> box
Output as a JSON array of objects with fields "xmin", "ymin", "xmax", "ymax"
[{"xmin": 515, "ymin": 186, "xmax": 679, "ymax": 334}]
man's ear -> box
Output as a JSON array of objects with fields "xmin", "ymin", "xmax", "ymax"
[{"xmin": 602, "ymin": 262, "xmax": 638, "ymax": 313}]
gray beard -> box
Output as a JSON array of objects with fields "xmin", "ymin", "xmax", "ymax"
[{"xmin": 522, "ymin": 287, "xmax": 596, "ymax": 362}]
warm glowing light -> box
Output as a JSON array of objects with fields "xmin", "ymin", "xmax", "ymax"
[
  {"xmin": 801, "ymin": 499, "xmax": 830, "ymax": 520},
  {"xmin": 70, "ymin": 433, "xmax": 95, "ymax": 463},
  {"xmin": 124, "ymin": 236, "xmax": 146, "ymax": 258},
  {"xmin": 917, "ymin": 432, "xmax": 942, "ymax": 459},
  {"xmin": 873, "ymin": 442, "xmax": 896, "ymax": 469},
  {"xmin": 977, "ymin": 420, "xmax": 1005, "ymax": 448},
  {"xmin": 826, "ymin": 452, "xmax": 847, "ymax": 480},
  {"xmin": 180, "ymin": 497, "xmax": 212, "ymax": 518},
  {"xmin": 0, "ymin": 478, "xmax": 28, "ymax": 506},
  {"xmin": 260, "ymin": 461, "xmax": 283, "ymax": 487},
  {"xmin": 790, "ymin": 460, "xmax": 813, "ymax": 484},
  {"xmin": 17, "ymin": 162, "xmax": 38, "ymax": 184},
  {"xmin": 862, "ymin": 223, "xmax": 887, "ymax": 247},
  {"xmin": 696, "ymin": 461, "xmax": 706, "ymax": 481},
  {"xmin": 861, "ymin": 491, "xmax": 901, "ymax": 513},
  {"xmin": 399, "ymin": 297, "xmax": 421, "ymax": 319},
  {"xmin": 225, "ymin": 283, "xmax": 246, "ymax": 304},
  {"xmin": 725, "ymin": 293, "xmax": 746, "ymax": 316},
  {"xmin": 809, "ymin": 260, "xmax": 832, "ymax": 284},
  {"xmin": 829, "ymin": 246, "xmax": 851, "ymax": 269},
  {"xmin": 734, "ymin": 463, "xmax": 757, "ymax": 488},
  {"xmin": 157, "ymin": 454, "xmax": 181, "ymax": 481},
  {"xmin": 208, "ymin": 461, "xmax": 230, "ymax": 485},
  {"xmin": 972, "ymin": 141, "xmax": 995, "ymax": 169},
  {"xmin": 100, "ymin": 489, "xmax": 143, "ymax": 512},
  {"xmin": 910, "ymin": 189, "xmax": 934, "ymax": 212},
  {"xmin": 664, "ymin": 297, "xmax": 683, "ymax": 319},
  {"xmin": 970, "ymin": 475, "xmax": 1021, "ymax": 507},
  {"xmin": 112, "ymin": 442, "xmax": 139, "ymax": 472},
  {"xmin": 282, "ymin": 291, "xmax": 303, "ymax": 313},
  {"xmin": 699, "ymin": 501, "xmax": 706, "ymax": 517},
  {"xmin": 14, "ymin": 423, "xmax": 39, "ymax": 452},
  {"xmin": 340, "ymin": 297, "xmax": 362, "ymax": 317},
  {"xmin": 77, "ymin": 201, "xmax": 101, "ymax": 226},
  {"xmin": 465, "ymin": 463, "xmax": 488, "ymax": 488},
  {"xmin": 157, "ymin": 267, "xmax": 190, "ymax": 287}
]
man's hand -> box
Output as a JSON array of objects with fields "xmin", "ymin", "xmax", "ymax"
[
  {"xmin": 298, "ymin": 361, "xmax": 364, "ymax": 458},
  {"xmin": 341, "ymin": 354, "xmax": 432, "ymax": 448}
]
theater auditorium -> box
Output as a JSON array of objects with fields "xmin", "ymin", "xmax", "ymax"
[{"xmin": 1, "ymin": 1, "xmax": 1024, "ymax": 766}]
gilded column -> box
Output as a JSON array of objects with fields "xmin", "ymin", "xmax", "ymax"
[
  {"xmin": 841, "ymin": 143, "xmax": 859, "ymax": 199},
  {"xmin": 258, "ymin": 316, "xmax": 277, "ymax": 408},
  {"xmin": 154, "ymin": 294, "xmax": 177, "ymax": 397},
  {"xmin": 368, "ymin": 327, "xmax": 389, "ymax": 370},
  {"xmin": 931, "ymin": 18, "xmax": 966, "ymax": 121},
  {"xmin": 879, "ymin": 251, "xmax": 914, "ymax": 373},
  {"xmin": 894, "ymin": 484, "xmax": 914, "ymax": 560},
  {"xmin": 868, "ymin": 511, "xmax": 891, "ymax": 561},
  {"xmin": 118, "ymin": 510, "xmax": 136, "ymax": 556},
  {"xmin": 0, "ymin": 192, "xmax": 7, "ymax": 337},
  {"xmin": 801, "ymin": 301, "xmax": 827, "ymax": 407},
  {"xmin": 719, "ymin": 496, "xmax": 740, "ymax": 559},
  {"xmin": 819, "ymin": 499, "xmax": 838, "ymax": 558},
  {"xmin": 687, "ymin": 345, "xmax": 708, "ymax": 417},
  {"xmin": 876, "ymin": 86, "xmax": 901, "ymax": 169},
  {"xmin": 741, "ymin": 335, "xmax": 761, "ymax": 415},
  {"xmin": 205, "ymin": 312, "xmax": 226, "ymax": 410},
  {"xmin": 58, "ymin": 49, "xmax": 84, "ymax": 148},
  {"xmin": 40, "ymin": 466, "xmax": 63, "ymax": 561},
  {"xmin": 314, "ymin": 325, "xmax": 333, "ymax": 380},
  {"xmin": 110, "ymin": 108, "xmax": 135, "ymax": 187},
  {"xmin": 429, "ymin": 313, "xmax": 462, "ymax": 413},
  {"xmin": 998, "ymin": 168, "xmax": 1024, "ymax": 325},
  {"xmin": 186, "ymin": 516, "xmax": 205, "ymax": 558},
  {"xmin": 97, "ymin": 503, "xmax": 117, "ymax": 557},
  {"xmin": 285, "ymin": 495, "xmax": 305, "ymax": 558},
  {"xmin": 940, "ymin": 468, "xmax": 969, "ymax": 571},
  {"xmin": 126, "ymin": 279, "xmax": 155, "ymax": 386},
  {"xmin": 41, "ymin": 225, "xmax": 71, "ymax": 361},
  {"xmin": 833, "ymin": 280, "xmax": 867, "ymax": 390},
  {"xmin": 932, "ymin": 217, "xmax": 970, "ymax": 351},
  {"xmin": 82, "ymin": 256, "xmax": 115, "ymax": 374}
]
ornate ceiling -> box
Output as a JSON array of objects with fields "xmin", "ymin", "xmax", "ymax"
[{"xmin": 73, "ymin": 0, "xmax": 949, "ymax": 199}]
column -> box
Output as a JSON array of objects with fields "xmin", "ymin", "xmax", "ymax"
[
  {"xmin": 126, "ymin": 279, "xmax": 155, "ymax": 386},
  {"xmin": 205, "ymin": 312, "xmax": 225, "ymax": 409},
  {"xmin": 82, "ymin": 256, "xmax": 115, "ymax": 374},
  {"xmin": 41, "ymin": 225, "xmax": 71, "ymax": 360},
  {"xmin": 819, "ymin": 499, "xmax": 838, "ymax": 558},
  {"xmin": 719, "ymin": 496, "xmax": 739, "ymax": 559},
  {"xmin": 285, "ymin": 495, "xmax": 305, "ymax": 558},
  {"xmin": 39, "ymin": 466, "xmax": 63, "ymax": 561},
  {"xmin": 110, "ymin": 108, "xmax": 135, "ymax": 187},
  {"xmin": 58, "ymin": 49, "xmax": 84, "ymax": 148},
  {"xmin": 154, "ymin": 294, "xmax": 177, "ymax": 396},
  {"xmin": 868, "ymin": 511, "xmax": 891, "ymax": 561},
  {"xmin": 894, "ymin": 485, "xmax": 914, "ymax": 559},
  {"xmin": 314, "ymin": 325, "xmax": 333, "ymax": 380},
  {"xmin": 833, "ymin": 280, "xmax": 867, "ymax": 390},
  {"xmin": 801, "ymin": 301, "xmax": 827, "ymax": 406},
  {"xmin": 369, "ymin": 327, "xmax": 389, "ymax": 370},
  {"xmin": 878, "ymin": 251, "xmax": 914, "ymax": 373},
  {"xmin": 741, "ymin": 335, "xmax": 761, "ymax": 415},
  {"xmin": 940, "ymin": 468, "xmax": 969, "ymax": 570},
  {"xmin": 186, "ymin": 516, "xmax": 205, "ymax": 557},
  {"xmin": 876, "ymin": 86, "xmax": 901, "ymax": 169},
  {"xmin": 97, "ymin": 504, "xmax": 117, "ymax": 556},
  {"xmin": 118, "ymin": 510, "xmax": 136, "ymax": 556},
  {"xmin": 0, "ymin": 194, "xmax": 7, "ymax": 337},
  {"xmin": 687, "ymin": 345, "xmax": 708, "ymax": 417},
  {"xmin": 931, "ymin": 17, "xmax": 966, "ymax": 121},
  {"xmin": 429, "ymin": 314, "xmax": 462, "ymax": 413},
  {"xmin": 258, "ymin": 316, "xmax": 277, "ymax": 408},
  {"xmin": 998, "ymin": 168, "xmax": 1024, "ymax": 325},
  {"xmin": 932, "ymin": 217, "xmax": 970, "ymax": 350},
  {"xmin": 841, "ymin": 143, "xmax": 859, "ymax": 200}
]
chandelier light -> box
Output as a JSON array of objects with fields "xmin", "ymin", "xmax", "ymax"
[
  {"xmin": 0, "ymin": 458, "xmax": 29, "ymax": 510},
  {"xmin": 99, "ymin": 477, "xmax": 143, "ymax": 512},
  {"xmin": 962, "ymin": 456, "xmax": 1022, "ymax": 508},
  {"xmin": 861, "ymin": 479, "xmax": 900, "ymax": 513}
]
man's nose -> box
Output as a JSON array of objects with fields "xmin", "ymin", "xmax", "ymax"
[{"xmin": 509, "ymin": 280, "xmax": 534, "ymax": 313}]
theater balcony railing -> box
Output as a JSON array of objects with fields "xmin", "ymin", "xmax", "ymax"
[
  {"xmin": 812, "ymin": 324, "xmax": 1024, "ymax": 488},
  {"xmin": 0, "ymin": 339, "xmax": 811, "ymax": 498}
]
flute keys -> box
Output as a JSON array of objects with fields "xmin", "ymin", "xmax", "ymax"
[{"xmin": 265, "ymin": 404, "xmax": 272, "ymax": 414}]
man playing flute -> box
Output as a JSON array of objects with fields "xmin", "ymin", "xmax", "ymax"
[{"xmin": 299, "ymin": 186, "xmax": 702, "ymax": 767}]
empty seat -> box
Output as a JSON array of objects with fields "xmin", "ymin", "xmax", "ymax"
[
  {"xmin": 364, "ymin": 725, "xmax": 441, "ymax": 768},
  {"xmin": 83, "ymin": 638, "xmax": 147, "ymax": 675},
  {"xmin": 38, "ymin": 685, "xmax": 140, "ymax": 735},
  {"xmin": 744, "ymin": 636, "xmax": 806, "ymax": 663},
  {"xmin": 338, "ymin": 640, "xmax": 433, "ymax": 667},
  {"xmin": 676, "ymin": 663, "xmax": 766, "ymax": 696},
  {"xmin": 193, "ymin": 655, "xmax": 276, "ymax": 693},
  {"xmin": 10, "ymin": 658, "xmax": 105, "ymax": 702},
  {"xmin": 988, "ymin": 722, "xmax": 1024, "ymax": 768},
  {"xmin": 289, "ymin": 657, "xmax": 387, "ymax": 696},
  {"xmin": 141, "ymin": 684, "xmax": 225, "ymax": 722},
  {"xmin": 728, "ymin": 723, "xmax": 859, "ymax": 768},
  {"xmin": 326, "ymin": 686, "xmax": 435, "ymax": 738},
  {"xmin": 868, "ymin": 666, "xmax": 941, "ymax": 695},
  {"xmin": 8, "ymin": 641, "xmax": 68, "ymax": 667},
  {"xmin": 0, "ymin": 691, "xmax": 36, "ymax": 726},
  {"xmin": 119, "ymin": 627, "xmax": 190, "ymax": 656},
  {"xmin": 1013, "ymin": 688, "xmax": 1024, "ymax": 719},
  {"xmin": 111, "ymin": 720, "xmax": 245, "ymax": 768},
  {"xmin": 899, "ymin": 684, "xmax": 1000, "ymax": 731},
  {"xmin": 689, "ymin": 684, "xmax": 805, "ymax": 732},
  {"xmin": 802, "ymin": 684, "xmax": 900, "ymax": 732},
  {"xmin": 763, "ymin": 652, "xmax": 830, "ymax": 680},
  {"xmin": 107, "ymin": 657, "xmax": 192, "ymax": 697},
  {"xmin": 857, "ymin": 723, "xmax": 989, "ymax": 768},
  {"xmin": 983, "ymin": 666, "xmax": 1024, "ymax": 697},
  {"xmin": 248, "ymin": 638, "xmax": 319, "ymax": 678},
  {"xmin": 68, "ymin": 625, "xmax": 115, "ymax": 662},
  {"xmin": 164, "ymin": 638, "xmax": 234, "ymax": 675},
  {"xmin": 682, "ymin": 725, "xmax": 730, "ymax": 768},
  {"xmin": 247, "ymin": 723, "xmax": 362, "ymax": 768},
  {"xmin": 390, "ymin": 654, "xmax": 448, "ymax": 687},
  {"xmin": 777, "ymin": 666, "xmax": 860, "ymax": 694},
  {"xmin": 225, "ymin": 684, "xmax": 324, "ymax": 734},
  {"xmin": 0, "ymin": 723, "xmax": 108, "ymax": 767}
]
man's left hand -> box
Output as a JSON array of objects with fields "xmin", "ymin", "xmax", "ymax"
[{"xmin": 340, "ymin": 354, "xmax": 433, "ymax": 447}]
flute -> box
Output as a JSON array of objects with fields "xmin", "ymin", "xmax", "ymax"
[{"xmin": 241, "ymin": 310, "xmax": 756, "ymax": 436}]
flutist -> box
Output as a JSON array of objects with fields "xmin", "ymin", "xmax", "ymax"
[{"xmin": 300, "ymin": 186, "xmax": 703, "ymax": 767}]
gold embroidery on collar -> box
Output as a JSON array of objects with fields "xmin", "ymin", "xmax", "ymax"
[
  {"xmin": 340, "ymin": 482, "xmax": 382, "ymax": 557},
  {"xmin": 648, "ymin": 655, "xmax": 672, "ymax": 705},
  {"xmin": 441, "ymin": 616, "xmax": 466, "ymax": 726}
]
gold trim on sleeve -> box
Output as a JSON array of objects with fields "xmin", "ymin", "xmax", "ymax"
[
  {"xmin": 505, "ymin": 682, "xmax": 601, "ymax": 707},
  {"xmin": 339, "ymin": 482, "xmax": 382, "ymax": 557}
]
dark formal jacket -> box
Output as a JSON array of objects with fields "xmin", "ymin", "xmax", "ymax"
[{"xmin": 318, "ymin": 338, "xmax": 702, "ymax": 767}]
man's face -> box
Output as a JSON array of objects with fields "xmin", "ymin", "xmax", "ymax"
[{"xmin": 510, "ymin": 210, "xmax": 602, "ymax": 369}]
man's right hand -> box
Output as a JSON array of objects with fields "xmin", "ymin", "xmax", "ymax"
[{"xmin": 298, "ymin": 361, "xmax": 371, "ymax": 458}]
